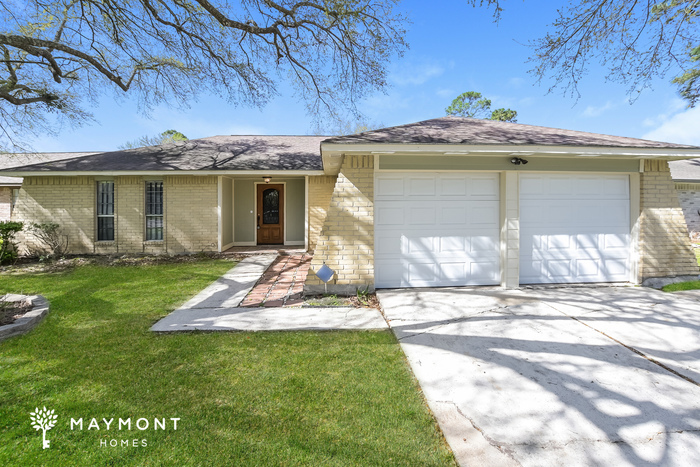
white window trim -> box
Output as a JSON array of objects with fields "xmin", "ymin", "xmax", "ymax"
[
  {"xmin": 96, "ymin": 180, "xmax": 115, "ymax": 242},
  {"xmin": 144, "ymin": 180, "xmax": 164, "ymax": 242}
]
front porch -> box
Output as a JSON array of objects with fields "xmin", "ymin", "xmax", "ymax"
[
  {"xmin": 222, "ymin": 246, "xmax": 306, "ymax": 255},
  {"xmin": 217, "ymin": 175, "xmax": 309, "ymax": 251}
]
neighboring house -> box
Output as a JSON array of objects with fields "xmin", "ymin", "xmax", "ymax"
[
  {"xmin": 0, "ymin": 152, "xmax": 96, "ymax": 220},
  {"xmin": 670, "ymin": 158, "xmax": 700, "ymax": 238},
  {"xmin": 2, "ymin": 117, "xmax": 699, "ymax": 291}
]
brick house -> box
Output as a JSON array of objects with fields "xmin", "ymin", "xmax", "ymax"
[
  {"xmin": 0, "ymin": 152, "xmax": 96, "ymax": 221},
  {"xmin": 670, "ymin": 158, "xmax": 700, "ymax": 239},
  {"xmin": 3, "ymin": 117, "xmax": 699, "ymax": 291}
]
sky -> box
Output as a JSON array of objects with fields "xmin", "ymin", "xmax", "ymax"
[{"xmin": 31, "ymin": 0, "xmax": 700, "ymax": 152}]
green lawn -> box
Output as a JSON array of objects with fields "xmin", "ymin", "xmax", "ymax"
[
  {"xmin": 661, "ymin": 248, "xmax": 700, "ymax": 292},
  {"xmin": 0, "ymin": 260, "xmax": 454, "ymax": 466}
]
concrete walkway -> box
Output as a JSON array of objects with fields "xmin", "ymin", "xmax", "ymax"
[
  {"xmin": 151, "ymin": 254, "xmax": 387, "ymax": 332},
  {"xmin": 177, "ymin": 254, "xmax": 278, "ymax": 309}
]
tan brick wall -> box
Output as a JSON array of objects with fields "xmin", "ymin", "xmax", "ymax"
[
  {"xmin": 164, "ymin": 175, "xmax": 218, "ymax": 254},
  {"xmin": 307, "ymin": 175, "xmax": 337, "ymax": 250},
  {"xmin": 12, "ymin": 175, "xmax": 219, "ymax": 256},
  {"xmin": 639, "ymin": 160, "xmax": 699, "ymax": 279},
  {"xmin": 306, "ymin": 155, "xmax": 374, "ymax": 293},
  {"xmin": 117, "ymin": 176, "xmax": 147, "ymax": 253},
  {"xmin": 0, "ymin": 187, "xmax": 11, "ymax": 220},
  {"xmin": 13, "ymin": 176, "xmax": 96, "ymax": 254}
]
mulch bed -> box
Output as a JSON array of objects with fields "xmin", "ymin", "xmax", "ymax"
[
  {"xmin": 302, "ymin": 293, "xmax": 380, "ymax": 309},
  {"xmin": 0, "ymin": 299, "xmax": 32, "ymax": 326},
  {"xmin": 0, "ymin": 252, "xmax": 242, "ymax": 274}
]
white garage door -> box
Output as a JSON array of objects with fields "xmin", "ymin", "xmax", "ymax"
[
  {"xmin": 520, "ymin": 174, "xmax": 631, "ymax": 284},
  {"xmin": 374, "ymin": 173, "xmax": 500, "ymax": 288}
]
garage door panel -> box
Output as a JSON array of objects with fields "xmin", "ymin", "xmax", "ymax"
[
  {"xmin": 520, "ymin": 204, "xmax": 542, "ymax": 225},
  {"xmin": 470, "ymin": 261, "xmax": 499, "ymax": 281},
  {"xmin": 471, "ymin": 203, "xmax": 500, "ymax": 225},
  {"xmin": 374, "ymin": 206, "xmax": 404, "ymax": 226},
  {"xmin": 439, "ymin": 236, "xmax": 468, "ymax": 253},
  {"xmin": 408, "ymin": 177, "xmax": 436, "ymax": 196},
  {"xmin": 375, "ymin": 234, "xmax": 402, "ymax": 256},
  {"xmin": 440, "ymin": 177, "xmax": 468, "ymax": 196},
  {"xmin": 407, "ymin": 261, "xmax": 439, "ymax": 284},
  {"xmin": 576, "ymin": 259, "xmax": 601, "ymax": 278},
  {"xmin": 603, "ymin": 233, "xmax": 630, "ymax": 250},
  {"xmin": 574, "ymin": 177, "xmax": 603, "ymax": 196},
  {"xmin": 603, "ymin": 259, "xmax": 629, "ymax": 277},
  {"xmin": 375, "ymin": 176, "xmax": 405, "ymax": 197},
  {"xmin": 520, "ymin": 174, "xmax": 631, "ymax": 284},
  {"xmin": 375, "ymin": 172, "xmax": 501, "ymax": 288},
  {"xmin": 375, "ymin": 262, "xmax": 404, "ymax": 287},
  {"xmin": 520, "ymin": 176, "xmax": 546, "ymax": 197},
  {"xmin": 547, "ymin": 259, "xmax": 573, "ymax": 278},
  {"xmin": 405, "ymin": 236, "xmax": 438, "ymax": 255},
  {"xmin": 408, "ymin": 206, "xmax": 436, "ymax": 225},
  {"xmin": 576, "ymin": 234, "xmax": 599, "ymax": 250},
  {"xmin": 441, "ymin": 206, "xmax": 468, "ymax": 224},
  {"xmin": 375, "ymin": 259, "xmax": 500, "ymax": 288},
  {"xmin": 471, "ymin": 234, "xmax": 499, "ymax": 252},
  {"xmin": 470, "ymin": 176, "xmax": 499, "ymax": 198},
  {"xmin": 602, "ymin": 177, "xmax": 630, "ymax": 197},
  {"xmin": 550, "ymin": 177, "xmax": 576, "ymax": 196}
]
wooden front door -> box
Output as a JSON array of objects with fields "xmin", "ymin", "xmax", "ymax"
[{"xmin": 257, "ymin": 184, "xmax": 284, "ymax": 244}]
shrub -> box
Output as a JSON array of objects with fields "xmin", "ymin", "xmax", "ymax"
[
  {"xmin": 28, "ymin": 222, "xmax": 68, "ymax": 259},
  {"xmin": 0, "ymin": 221, "xmax": 24, "ymax": 264}
]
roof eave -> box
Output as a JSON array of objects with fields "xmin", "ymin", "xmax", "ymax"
[
  {"xmin": 321, "ymin": 142, "xmax": 700, "ymax": 157},
  {"xmin": 0, "ymin": 169, "xmax": 325, "ymax": 177}
]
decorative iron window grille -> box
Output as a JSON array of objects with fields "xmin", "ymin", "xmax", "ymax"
[
  {"xmin": 145, "ymin": 181, "xmax": 164, "ymax": 241},
  {"xmin": 97, "ymin": 181, "xmax": 115, "ymax": 241}
]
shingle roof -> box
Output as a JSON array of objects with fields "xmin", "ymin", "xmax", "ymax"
[
  {"xmin": 2, "ymin": 136, "xmax": 326, "ymax": 173},
  {"xmin": 670, "ymin": 158, "xmax": 700, "ymax": 181},
  {"xmin": 323, "ymin": 116, "xmax": 698, "ymax": 149},
  {"xmin": 0, "ymin": 152, "xmax": 96, "ymax": 184}
]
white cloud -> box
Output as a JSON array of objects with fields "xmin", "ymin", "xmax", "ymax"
[
  {"xmin": 641, "ymin": 98, "xmax": 686, "ymax": 127},
  {"xmin": 436, "ymin": 88, "xmax": 456, "ymax": 98},
  {"xmin": 642, "ymin": 106, "xmax": 700, "ymax": 145},
  {"xmin": 507, "ymin": 77, "xmax": 524, "ymax": 88},
  {"xmin": 582, "ymin": 101, "xmax": 615, "ymax": 117},
  {"xmin": 363, "ymin": 92, "xmax": 412, "ymax": 112},
  {"xmin": 390, "ymin": 59, "xmax": 445, "ymax": 86}
]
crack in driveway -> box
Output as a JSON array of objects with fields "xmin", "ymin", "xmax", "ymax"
[
  {"xmin": 544, "ymin": 302, "xmax": 700, "ymax": 388},
  {"xmin": 435, "ymin": 399, "xmax": 522, "ymax": 466},
  {"xmin": 394, "ymin": 305, "xmax": 510, "ymax": 341}
]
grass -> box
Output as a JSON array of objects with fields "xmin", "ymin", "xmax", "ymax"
[
  {"xmin": 663, "ymin": 281, "xmax": 700, "ymax": 292},
  {"xmin": 0, "ymin": 260, "xmax": 454, "ymax": 466},
  {"xmin": 661, "ymin": 247, "xmax": 700, "ymax": 292}
]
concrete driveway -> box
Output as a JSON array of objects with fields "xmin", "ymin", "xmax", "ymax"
[{"xmin": 377, "ymin": 286, "xmax": 700, "ymax": 467}]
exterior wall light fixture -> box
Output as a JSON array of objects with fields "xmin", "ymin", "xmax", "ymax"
[{"xmin": 510, "ymin": 157, "xmax": 529, "ymax": 165}]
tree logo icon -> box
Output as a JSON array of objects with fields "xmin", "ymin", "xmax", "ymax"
[{"xmin": 30, "ymin": 407, "xmax": 57, "ymax": 449}]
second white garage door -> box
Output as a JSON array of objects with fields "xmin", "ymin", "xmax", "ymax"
[
  {"xmin": 520, "ymin": 174, "xmax": 631, "ymax": 284},
  {"xmin": 375, "ymin": 173, "xmax": 500, "ymax": 288}
]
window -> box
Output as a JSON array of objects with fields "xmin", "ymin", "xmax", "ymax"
[
  {"xmin": 145, "ymin": 181, "xmax": 163, "ymax": 240},
  {"xmin": 262, "ymin": 188, "xmax": 279, "ymax": 224},
  {"xmin": 96, "ymin": 181, "xmax": 114, "ymax": 241}
]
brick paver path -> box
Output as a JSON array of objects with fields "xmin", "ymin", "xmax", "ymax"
[{"xmin": 240, "ymin": 254, "xmax": 312, "ymax": 307}]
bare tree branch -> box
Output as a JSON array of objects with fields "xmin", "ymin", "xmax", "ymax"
[{"xmin": 0, "ymin": 0, "xmax": 407, "ymax": 150}]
